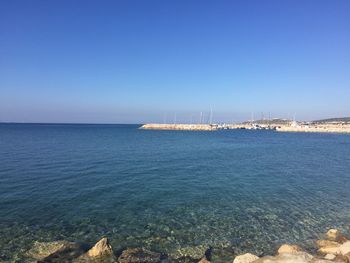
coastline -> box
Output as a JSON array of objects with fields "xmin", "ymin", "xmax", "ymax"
[{"xmin": 19, "ymin": 228, "xmax": 350, "ymax": 263}]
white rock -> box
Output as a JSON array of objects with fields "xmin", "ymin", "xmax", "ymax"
[
  {"xmin": 253, "ymin": 252, "xmax": 313, "ymax": 263},
  {"xmin": 278, "ymin": 244, "xmax": 302, "ymax": 254},
  {"xmin": 324, "ymin": 254, "xmax": 335, "ymax": 260},
  {"xmin": 198, "ymin": 257, "xmax": 211, "ymax": 263},
  {"xmin": 253, "ymin": 252, "xmax": 336, "ymax": 263},
  {"xmin": 233, "ymin": 253, "xmax": 259, "ymax": 263},
  {"xmin": 339, "ymin": 241, "xmax": 350, "ymax": 255}
]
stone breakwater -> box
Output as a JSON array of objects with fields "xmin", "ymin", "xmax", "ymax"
[
  {"xmin": 276, "ymin": 125, "xmax": 350, "ymax": 134},
  {"xmin": 140, "ymin": 124, "xmax": 218, "ymax": 131},
  {"xmin": 21, "ymin": 228, "xmax": 350, "ymax": 263},
  {"xmin": 140, "ymin": 123, "xmax": 350, "ymax": 133}
]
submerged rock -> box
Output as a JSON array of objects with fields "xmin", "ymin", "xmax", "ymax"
[
  {"xmin": 24, "ymin": 240, "xmax": 83, "ymax": 262},
  {"xmin": 170, "ymin": 245, "xmax": 210, "ymax": 261},
  {"xmin": 233, "ymin": 253, "xmax": 259, "ymax": 263},
  {"xmin": 118, "ymin": 248, "xmax": 163, "ymax": 263},
  {"xmin": 277, "ymin": 244, "xmax": 302, "ymax": 254},
  {"xmin": 253, "ymin": 252, "xmax": 334, "ymax": 263}
]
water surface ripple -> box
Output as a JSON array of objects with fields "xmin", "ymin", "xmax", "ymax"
[{"xmin": 0, "ymin": 124, "xmax": 350, "ymax": 262}]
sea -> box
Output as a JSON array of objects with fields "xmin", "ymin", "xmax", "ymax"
[{"xmin": 0, "ymin": 123, "xmax": 350, "ymax": 262}]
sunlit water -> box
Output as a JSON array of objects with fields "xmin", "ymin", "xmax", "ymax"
[{"xmin": 0, "ymin": 124, "xmax": 350, "ymax": 262}]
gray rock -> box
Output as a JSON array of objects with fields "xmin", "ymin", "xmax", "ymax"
[
  {"xmin": 24, "ymin": 240, "xmax": 83, "ymax": 262},
  {"xmin": 169, "ymin": 245, "xmax": 210, "ymax": 261},
  {"xmin": 253, "ymin": 252, "xmax": 335, "ymax": 263},
  {"xmin": 74, "ymin": 255, "xmax": 116, "ymax": 263}
]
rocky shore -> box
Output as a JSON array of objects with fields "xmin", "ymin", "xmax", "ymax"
[{"xmin": 20, "ymin": 228, "xmax": 350, "ymax": 263}]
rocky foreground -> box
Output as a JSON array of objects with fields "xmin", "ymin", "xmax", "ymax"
[{"xmin": 22, "ymin": 229, "xmax": 350, "ymax": 263}]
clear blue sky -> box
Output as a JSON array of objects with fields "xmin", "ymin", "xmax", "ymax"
[{"xmin": 1, "ymin": 0, "xmax": 349, "ymax": 123}]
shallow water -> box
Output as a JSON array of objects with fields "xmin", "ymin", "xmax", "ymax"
[{"xmin": 0, "ymin": 123, "xmax": 350, "ymax": 262}]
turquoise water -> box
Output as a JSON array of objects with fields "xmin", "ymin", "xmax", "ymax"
[{"xmin": 0, "ymin": 123, "xmax": 350, "ymax": 262}]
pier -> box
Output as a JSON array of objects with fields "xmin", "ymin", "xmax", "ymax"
[
  {"xmin": 140, "ymin": 124, "xmax": 218, "ymax": 131},
  {"xmin": 140, "ymin": 122, "xmax": 350, "ymax": 133}
]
